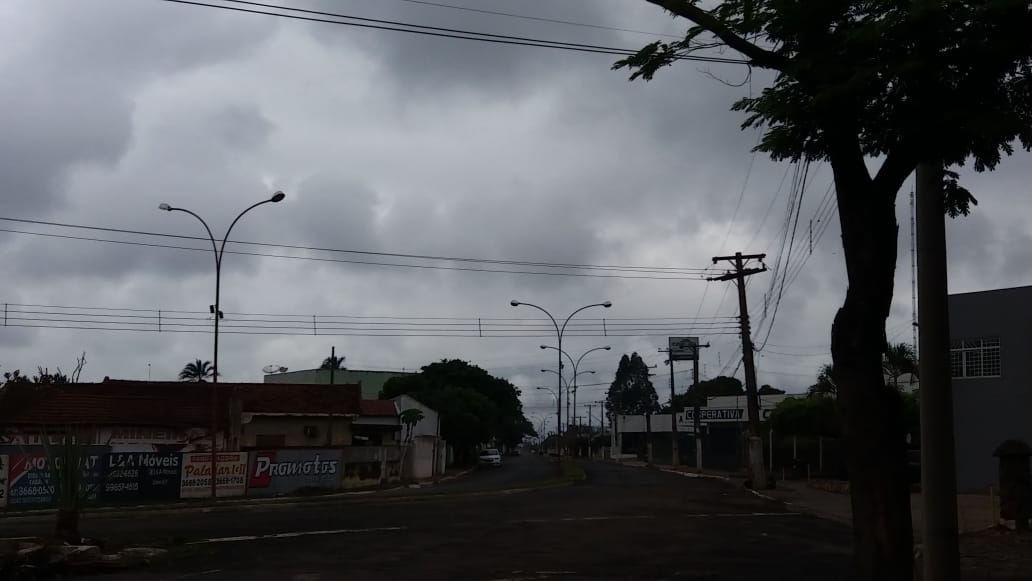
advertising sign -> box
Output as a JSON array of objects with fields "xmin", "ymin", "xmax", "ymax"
[
  {"xmin": 99, "ymin": 452, "xmax": 181, "ymax": 503},
  {"xmin": 4, "ymin": 448, "xmax": 105, "ymax": 508},
  {"xmin": 668, "ymin": 337, "xmax": 700, "ymax": 361},
  {"xmin": 180, "ymin": 452, "xmax": 248, "ymax": 498},
  {"xmin": 676, "ymin": 407, "xmax": 773, "ymax": 427},
  {"xmin": 0, "ymin": 454, "xmax": 8, "ymax": 508},
  {"xmin": 247, "ymin": 449, "xmax": 343, "ymax": 497}
]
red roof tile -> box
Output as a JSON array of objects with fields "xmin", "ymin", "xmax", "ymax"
[
  {"xmin": 0, "ymin": 381, "xmax": 363, "ymax": 427},
  {"xmin": 359, "ymin": 399, "xmax": 398, "ymax": 417}
]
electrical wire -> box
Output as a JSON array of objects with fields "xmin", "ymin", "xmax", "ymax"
[
  {"xmin": 0, "ymin": 302, "xmax": 743, "ymax": 338},
  {"xmin": 0, "ymin": 217, "xmax": 709, "ymax": 275},
  {"xmin": 160, "ymin": 0, "xmax": 749, "ymax": 64},
  {"xmin": 0, "ymin": 228, "xmax": 709, "ymax": 281},
  {"xmin": 382, "ymin": 0, "xmax": 686, "ymax": 39}
]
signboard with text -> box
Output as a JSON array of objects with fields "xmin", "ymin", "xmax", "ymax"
[
  {"xmin": 247, "ymin": 449, "xmax": 343, "ymax": 497},
  {"xmin": 99, "ymin": 452, "xmax": 181, "ymax": 503},
  {"xmin": 0, "ymin": 454, "xmax": 8, "ymax": 508},
  {"xmin": 179, "ymin": 452, "xmax": 248, "ymax": 498},
  {"xmin": 668, "ymin": 337, "xmax": 700, "ymax": 361},
  {"xmin": 676, "ymin": 407, "xmax": 773, "ymax": 427},
  {"xmin": 3, "ymin": 447, "xmax": 105, "ymax": 508}
]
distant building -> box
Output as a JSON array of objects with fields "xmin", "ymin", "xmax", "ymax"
[
  {"xmin": 264, "ymin": 369, "xmax": 413, "ymax": 399},
  {"xmin": 950, "ymin": 286, "xmax": 1030, "ymax": 492}
]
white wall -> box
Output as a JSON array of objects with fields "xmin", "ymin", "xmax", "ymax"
[{"xmin": 391, "ymin": 395, "xmax": 440, "ymax": 438}]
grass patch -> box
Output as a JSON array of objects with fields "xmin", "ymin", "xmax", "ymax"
[{"xmin": 559, "ymin": 461, "xmax": 587, "ymax": 482}]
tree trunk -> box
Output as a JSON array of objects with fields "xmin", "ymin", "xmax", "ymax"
[
  {"xmin": 55, "ymin": 508, "xmax": 81, "ymax": 545},
  {"xmin": 830, "ymin": 142, "xmax": 914, "ymax": 581}
]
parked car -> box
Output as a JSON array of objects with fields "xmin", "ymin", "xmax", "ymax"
[{"xmin": 478, "ymin": 448, "xmax": 502, "ymax": 467}]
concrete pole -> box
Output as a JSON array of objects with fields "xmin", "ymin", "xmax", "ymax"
[
  {"xmin": 916, "ymin": 161, "xmax": 960, "ymax": 581},
  {"xmin": 645, "ymin": 412, "xmax": 653, "ymax": 467},
  {"xmin": 669, "ymin": 356, "xmax": 678, "ymax": 467}
]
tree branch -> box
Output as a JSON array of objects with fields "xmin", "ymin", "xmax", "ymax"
[
  {"xmin": 873, "ymin": 147, "xmax": 918, "ymax": 196},
  {"xmin": 645, "ymin": 0, "xmax": 788, "ymax": 70}
]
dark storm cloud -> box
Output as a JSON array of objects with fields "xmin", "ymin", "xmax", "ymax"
[{"xmin": 0, "ymin": 0, "xmax": 276, "ymax": 216}]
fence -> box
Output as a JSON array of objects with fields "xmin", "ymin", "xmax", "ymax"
[{"xmin": 0, "ymin": 445, "xmax": 405, "ymax": 510}]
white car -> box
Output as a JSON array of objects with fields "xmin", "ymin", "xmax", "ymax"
[{"xmin": 478, "ymin": 448, "xmax": 502, "ymax": 467}]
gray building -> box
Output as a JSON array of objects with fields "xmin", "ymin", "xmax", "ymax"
[
  {"xmin": 264, "ymin": 369, "xmax": 413, "ymax": 400},
  {"xmin": 950, "ymin": 285, "xmax": 1030, "ymax": 491}
]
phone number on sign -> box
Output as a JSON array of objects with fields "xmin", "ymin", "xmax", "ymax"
[
  {"xmin": 104, "ymin": 482, "xmax": 140, "ymax": 493},
  {"xmin": 182, "ymin": 477, "xmax": 242, "ymax": 488}
]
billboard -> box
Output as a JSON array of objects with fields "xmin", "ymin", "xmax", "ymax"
[
  {"xmin": 0, "ymin": 454, "xmax": 8, "ymax": 508},
  {"xmin": 180, "ymin": 452, "xmax": 248, "ymax": 498},
  {"xmin": 99, "ymin": 452, "xmax": 181, "ymax": 503},
  {"xmin": 247, "ymin": 449, "xmax": 343, "ymax": 497},
  {"xmin": 3, "ymin": 447, "xmax": 106, "ymax": 508},
  {"xmin": 668, "ymin": 337, "xmax": 700, "ymax": 361},
  {"xmin": 676, "ymin": 406, "xmax": 773, "ymax": 427}
]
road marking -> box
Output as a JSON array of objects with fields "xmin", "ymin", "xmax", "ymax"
[
  {"xmin": 187, "ymin": 526, "xmax": 407, "ymax": 545},
  {"xmin": 506, "ymin": 515, "xmax": 653, "ymax": 524},
  {"xmin": 504, "ymin": 512, "xmax": 797, "ymax": 525},
  {"xmin": 159, "ymin": 570, "xmax": 224, "ymax": 580}
]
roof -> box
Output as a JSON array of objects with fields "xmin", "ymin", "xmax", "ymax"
[
  {"xmin": 0, "ymin": 381, "xmax": 365, "ymax": 427},
  {"xmin": 0, "ymin": 382, "xmax": 213, "ymax": 427},
  {"xmin": 359, "ymin": 399, "xmax": 398, "ymax": 417}
]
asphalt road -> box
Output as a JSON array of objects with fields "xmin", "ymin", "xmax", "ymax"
[
  {"xmin": 3, "ymin": 461, "xmax": 853, "ymax": 580},
  {"xmin": 426, "ymin": 452, "xmax": 555, "ymax": 492}
]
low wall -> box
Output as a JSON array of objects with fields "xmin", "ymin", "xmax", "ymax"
[{"xmin": 0, "ymin": 444, "xmax": 414, "ymax": 508}]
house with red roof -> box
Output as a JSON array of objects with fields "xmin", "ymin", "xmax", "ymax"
[{"xmin": 0, "ymin": 379, "xmax": 400, "ymax": 452}]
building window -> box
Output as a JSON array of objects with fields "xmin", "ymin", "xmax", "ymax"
[{"xmin": 950, "ymin": 338, "xmax": 1000, "ymax": 378}]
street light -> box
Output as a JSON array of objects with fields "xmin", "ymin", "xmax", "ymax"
[
  {"xmin": 541, "ymin": 345, "xmax": 610, "ymax": 433},
  {"xmin": 511, "ymin": 300, "xmax": 611, "ymax": 458},
  {"xmin": 159, "ymin": 191, "xmax": 285, "ymax": 498}
]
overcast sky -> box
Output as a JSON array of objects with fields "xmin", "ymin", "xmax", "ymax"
[{"xmin": 2, "ymin": 0, "xmax": 1029, "ymax": 435}]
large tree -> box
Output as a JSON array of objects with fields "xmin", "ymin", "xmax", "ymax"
[
  {"xmin": 617, "ymin": 2, "xmax": 1032, "ymax": 578},
  {"xmin": 605, "ymin": 353, "xmax": 660, "ymax": 415},
  {"xmin": 664, "ymin": 375, "xmax": 744, "ymax": 411},
  {"xmin": 381, "ymin": 359, "xmax": 534, "ymax": 462}
]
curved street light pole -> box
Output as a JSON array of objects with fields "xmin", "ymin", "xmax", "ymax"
[
  {"xmin": 543, "ymin": 345, "xmax": 611, "ymax": 438},
  {"xmin": 513, "ymin": 299, "xmax": 611, "ymax": 458},
  {"xmin": 160, "ymin": 191, "xmax": 285, "ymax": 499},
  {"xmin": 540, "ymin": 371, "xmax": 569, "ymax": 452}
]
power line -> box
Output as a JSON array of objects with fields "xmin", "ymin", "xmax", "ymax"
[
  {"xmin": 385, "ymin": 0, "xmax": 685, "ymax": 39},
  {"xmin": 0, "ymin": 216, "xmax": 709, "ymax": 275},
  {"xmin": 0, "ymin": 228, "xmax": 709, "ymax": 281},
  {"xmin": 0, "ymin": 302, "xmax": 742, "ymax": 338},
  {"xmin": 0, "ymin": 302, "xmax": 738, "ymax": 323},
  {"xmin": 159, "ymin": 0, "xmax": 749, "ymax": 64}
]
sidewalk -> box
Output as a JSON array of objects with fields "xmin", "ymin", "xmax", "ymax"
[
  {"xmin": 617, "ymin": 460, "xmax": 1032, "ymax": 580},
  {"xmin": 0, "ymin": 468, "xmax": 477, "ymax": 523}
]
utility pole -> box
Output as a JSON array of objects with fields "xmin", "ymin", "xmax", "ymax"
[
  {"xmin": 658, "ymin": 348, "xmax": 680, "ymax": 467},
  {"xmin": 327, "ymin": 345, "xmax": 336, "ymax": 447},
  {"xmin": 692, "ymin": 342, "xmax": 710, "ymax": 472},
  {"xmin": 709, "ymin": 252, "xmax": 767, "ymax": 489},
  {"xmin": 916, "ymin": 162, "xmax": 960, "ymax": 580}
]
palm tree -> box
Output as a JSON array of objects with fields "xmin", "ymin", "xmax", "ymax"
[
  {"xmin": 400, "ymin": 408, "xmax": 425, "ymax": 443},
  {"xmin": 883, "ymin": 342, "xmax": 918, "ymax": 389},
  {"xmin": 398, "ymin": 407, "xmax": 426, "ymax": 480},
  {"xmin": 179, "ymin": 359, "xmax": 215, "ymax": 382},
  {"xmin": 320, "ymin": 355, "xmax": 346, "ymax": 370}
]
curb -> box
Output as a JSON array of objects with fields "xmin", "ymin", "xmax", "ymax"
[
  {"xmin": 0, "ymin": 471, "xmax": 558, "ymax": 524},
  {"xmin": 1, "ymin": 468, "xmax": 483, "ymax": 523},
  {"xmin": 653, "ymin": 466, "xmax": 780, "ymax": 502}
]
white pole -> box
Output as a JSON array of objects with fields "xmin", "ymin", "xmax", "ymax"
[{"xmin": 768, "ymin": 428, "xmax": 774, "ymax": 473}]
